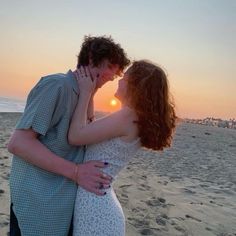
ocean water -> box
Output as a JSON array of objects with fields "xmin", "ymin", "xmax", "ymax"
[{"xmin": 0, "ymin": 97, "xmax": 25, "ymax": 112}]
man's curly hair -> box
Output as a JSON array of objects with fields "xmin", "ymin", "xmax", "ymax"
[{"xmin": 77, "ymin": 35, "xmax": 130, "ymax": 71}]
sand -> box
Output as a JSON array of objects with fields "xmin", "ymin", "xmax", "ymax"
[{"xmin": 0, "ymin": 112, "xmax": 236, "ymax": 236}]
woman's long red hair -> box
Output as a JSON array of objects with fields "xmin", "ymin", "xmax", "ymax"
[{"xmin": 127, "ymin": 60, "xmax": 177, "ymax": 151}]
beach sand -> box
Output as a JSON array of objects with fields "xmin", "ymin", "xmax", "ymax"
[{"xmin": 0, "ymin": 112, "xmax": 236, "ymax": 236}]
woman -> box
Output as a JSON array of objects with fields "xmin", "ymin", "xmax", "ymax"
[{"xmin": 68, "ymin": 60, "xmax": 177, "ymax": 236}]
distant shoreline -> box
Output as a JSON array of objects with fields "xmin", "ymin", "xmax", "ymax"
[
  {"xmin": 0, "ymin": 112, "xmax": 235, "ymax": 130},
  {"xmin": 184, "ymin": 118, "xmax": 236, "ymax": 130}
]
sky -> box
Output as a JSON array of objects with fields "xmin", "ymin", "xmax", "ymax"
[{"xmin": 0, "ymin": 0, "xmax": 235, "ymax": 119}]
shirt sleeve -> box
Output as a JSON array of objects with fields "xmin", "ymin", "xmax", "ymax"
[{"xmin": 16, "ymin": 77, "xmax": 66, "ymax": 136}]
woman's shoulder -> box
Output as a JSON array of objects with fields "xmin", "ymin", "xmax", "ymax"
[
  {"xmin": 116, "ymin": 106, "xmax": 136, "ymax": 118},
  {"xmin": 102, "ymin": 107, "xmax": 137, "ymax": 128},
  {"xmin": 96, "ymin": 106, "xmax": 137, "ymax": 130},
  {"xmin": 115, "ymin": 106, "xmax": 138, "ymax": 140},
  {"xmin": 121, "ymin": 106, "xmax": 138, "ymax": 123}
]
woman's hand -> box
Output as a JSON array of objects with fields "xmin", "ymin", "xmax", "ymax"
[{"xmin": 75, "ymin": 66, "xmax": 96, "ymax": 96}]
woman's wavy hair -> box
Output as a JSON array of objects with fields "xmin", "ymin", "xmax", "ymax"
[
  {"xmin": 77, "ymin": 35, "xmax": 130, "ymax": 71},
  {"xmin": 127, "ymin": 60, "xmax": 177, "ymax": 151}
]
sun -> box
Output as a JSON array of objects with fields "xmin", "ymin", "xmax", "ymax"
[{"xmin": 110, "ymin": 99, "xmax": 118, "ymax": 107}]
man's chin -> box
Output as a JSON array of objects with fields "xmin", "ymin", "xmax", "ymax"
[
  {"xmin": 96, "ymin": 81, "xmax": 107, "ymax": 89},
  {"xmin": 96, "ymin": 83, "xmax": 102, "ymax": 89}
]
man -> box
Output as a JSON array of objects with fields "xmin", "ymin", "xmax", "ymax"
[{"xmin": 8, "ymin": 35, "xmax": 130, "ymax": 236}]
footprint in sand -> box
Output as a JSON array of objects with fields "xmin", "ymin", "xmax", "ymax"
[
  {"xmin": 145, "ymin": 197, "xmax": 167, "ymax": 207},
  {"xmin": 185, "ymin": 214, "xmax": 202, "ymax": 222},
  {"xmin": 119, "ymin": 184, "xmax": 132, "ymax": 189},
  {"xmin": 184, "ymin": 188, "xmax": 196, "ymax": 194},
  {"xmin": 204, "ymin": 132, "xmax": 211, "ymax": 135},
  {"xmin": 200, "ymin": 183, "xmax": 210, "ymax": 188},
  {"xmin": 138, "ymin": 184, "xmax": 151, "ymax": 191},
  {"xmin": 160, "ymin": 213, "xmax": 169, "ymax": 220},
  {"xmin": 140, "ymin": 175, "xmax": 147, "ymax": 180},
  {"xmin": 116, "ymin": 192, "xmax": 129, "ymax": 205},
  {"xmin": 140, "ymin": 228, "xmax": 160, "ymax": 235},
  {"xmin": 131, "ymin": 206, "xmax": 148, "ymax": 218},
  {"xmin": 0, "ymin": 222, "xmax": 9, "ymax": 228},
  {"xmin": 190, "ymin": 202, "xmax": 203, "ymax": 206},
  {"xmin": 127, "ymin": 218, "xmax": 161, "ymax": 235},
  {"xmin": 174, "ymin": 225, "xmax": 187, "ymax": 234},
  {"xmin": 131, "ymin": 206, "xmax": 147, "ymax": 214},
  {"xmin": 127, "ymin": 217, "xmax": 150, "ymax": 228},
  {"xmin": 0, "ymin": 189, "xmax": 5, "ymax": 194},
  {"xmin": 205, "ymin": 227, "xmax": 213, "ymax": 232},
  {"xmin": 157, "ymin": 180, "xmax": 168, "ymax": 185},
  {"xmin": 1, "ymin": 173, "xmax": 10, "ymax": 180},
  {"xmin": 155, "ymin": 215, "xmax": 167, "ymax": 226}
]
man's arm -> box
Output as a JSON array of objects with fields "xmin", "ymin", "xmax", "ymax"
[{"xmin": 8, "ymin": 129, "xmax": 111, "ymax": 195}]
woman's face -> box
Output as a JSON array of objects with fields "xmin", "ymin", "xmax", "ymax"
[{"xmin": 114, "ymin": 72, "xmax": 129, "ymax": 103}]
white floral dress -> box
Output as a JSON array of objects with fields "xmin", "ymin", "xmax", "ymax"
[{"xmin": 73, "ymin": 137, "xmax": 140, "ymax": 236}]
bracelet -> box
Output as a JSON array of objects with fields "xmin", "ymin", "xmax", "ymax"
[{"xmin": 73, "ymin": 164, "xmax": 79, "ymax": 183}]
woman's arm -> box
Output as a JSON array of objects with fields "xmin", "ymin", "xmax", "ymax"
[
  {"xmin": 68, "ymin": 67, "xmax": 129, "ymax": 146},
  {"xmin": 69, "ymin": 108, "xmax": 129, "ymax": 146},
  {"xmin": 87, "ymin": 96, "xmax": 95, "ymax": 123}
]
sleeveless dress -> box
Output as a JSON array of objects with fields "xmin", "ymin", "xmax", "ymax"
[{"xmin": 73, "ymin": 137, "xmax": 140, "ymax": 236}]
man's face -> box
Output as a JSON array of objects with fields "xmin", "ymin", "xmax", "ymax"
[{"xmin": 95, "ymin": 60, "xmax": 121, "ymax": 88}]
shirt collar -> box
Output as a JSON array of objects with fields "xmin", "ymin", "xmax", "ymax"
[{"xmin": 67, "ymin": 70, "xmax": 79, "ymax": 95}]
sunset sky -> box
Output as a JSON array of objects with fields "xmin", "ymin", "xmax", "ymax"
[{"xmin": 0, "ymin": 0, "xmax": 235, "ymax": 119}]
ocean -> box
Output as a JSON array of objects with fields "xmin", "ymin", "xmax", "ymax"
[{"xmin": 0, "ymin": 97, "xmax": 25, "ymax": 112}]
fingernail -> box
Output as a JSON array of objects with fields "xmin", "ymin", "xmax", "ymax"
[{"xmin": 104, "ymin": 162, "xmax": 109, "ymax": 165}]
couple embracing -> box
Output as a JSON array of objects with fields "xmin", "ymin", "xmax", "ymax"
[{"xmin": 8, "ymin": 35, "xmax": 176, "ymax": 236}]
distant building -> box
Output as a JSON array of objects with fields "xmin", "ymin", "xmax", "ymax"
[{"xmin": 184, "ymin": 117, "xmax": 236, "ymax": 130}]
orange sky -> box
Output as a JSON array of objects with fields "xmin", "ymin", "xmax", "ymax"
[{"xmin": 1, "ymin": 62, "xmax": 235, "ymax": 119}]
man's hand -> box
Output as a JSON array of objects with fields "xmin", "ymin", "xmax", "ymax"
[{"xmin": 75, "ymin": 161, "xmax": 112, "ymax": 196}]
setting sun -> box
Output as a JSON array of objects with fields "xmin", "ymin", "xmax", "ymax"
[{"xmin": 110, "ymin": 99, "xmax": 118, "ymax": 107}]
